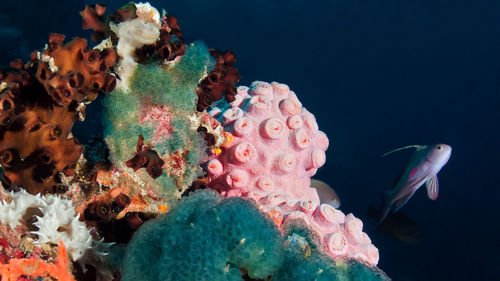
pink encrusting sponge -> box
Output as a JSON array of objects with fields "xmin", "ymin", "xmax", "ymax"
[{"xmin": 204, "ymin": 81, "xmax": 379, "ymax": 266}]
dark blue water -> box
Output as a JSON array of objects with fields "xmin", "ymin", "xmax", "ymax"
[{"xmin": 1, "ymin": 1, "xmax": 499, "ymax": 280}]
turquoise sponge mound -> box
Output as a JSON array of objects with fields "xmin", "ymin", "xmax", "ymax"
[
  {"xmin": 121, "ymin": 190, "xmax": 284, "ymax": 281},
  {"xmin": 121, "ymin": 190, "xmax": 391, "ymax": 281},
  {"xmin": 274, "ymin": 242, "xmax": 390, "ymax": 281}
]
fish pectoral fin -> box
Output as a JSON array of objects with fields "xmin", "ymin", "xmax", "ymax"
[
  {"xmin": 426, "ymin": 175, "xmax": 439, "ymax": 200},
  {"xmin": 381, "ymin": 145, "xmax": 425, "ymax": 157},
  {"xmin": 393, "ymin": 178, "xmax": 426, "ymax": 212},
  {"xmin": 393, "ymin": 190, "xmax": 416, "ymax": 212}
]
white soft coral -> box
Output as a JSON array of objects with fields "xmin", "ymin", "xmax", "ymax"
[
  {"xmin": 31, "ymin": 195, "xmax": 93, "ymax": 260},
  {"xmin": 0, "ymin": 189, "xmax": 110, "ymax": 263},
  {"xmin": 0, "ymin": 189, "xmax": 44, "ymax": 229}
]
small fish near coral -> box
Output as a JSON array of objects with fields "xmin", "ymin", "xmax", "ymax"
[{"xmin": 379, "ymin": 144, "xmax": 452, "ymax": 223}]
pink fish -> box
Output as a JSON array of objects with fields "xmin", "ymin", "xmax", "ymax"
[{"xmin": 379, "ymin": 144, "xmax": 452, "ymax": 223}]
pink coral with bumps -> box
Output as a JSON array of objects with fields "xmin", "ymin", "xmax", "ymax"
[
  {"xmin": 204, "ymin": 81, "xmax": 379, "ymax": 266},
  {"xmin": 278, "ymin": 200, "xmax": 379, "ymax": 265},
  {"xmin": 206, "ymin": 81, "xmax": 328, "ymax": 203}
]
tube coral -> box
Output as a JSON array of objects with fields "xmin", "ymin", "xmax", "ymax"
[{"xmin": 0, "ymin": 32, "xmax": 116, "ymax": 195}]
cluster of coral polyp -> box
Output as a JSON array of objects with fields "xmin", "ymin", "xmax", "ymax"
[
  {"xmin": 205, "ymin": 81, "xmax": 328, "ymax": 202},
  {"xmin": 0, "ymin": 32, "xmax": 116, "ymax": 195},
  {"xmin": 0, "ymin": 2, "xmax": 388, "ymax": 280},
  {"xmin": 202, "ymin": 81, "xmax": 378, "ymax": 265}
]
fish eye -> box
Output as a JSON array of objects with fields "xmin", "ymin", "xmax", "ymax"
[{"xmin": 437, "ymin": 146, "xmax": 442, "ymax": 150}]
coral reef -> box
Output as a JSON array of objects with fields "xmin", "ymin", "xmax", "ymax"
[
  {"xmin": 279, "ymin": 201, "xmax": 379, "ymax": 265},
  {"xmin": 0, "ymin": 2, "xmax": 389, "ymax": 280},
  {"xmin": 122, "ymin": 190, "xmax": 284, "ymax": 280},
  {"xmin": 36, "ymin": 34, "xmax": 117, "ymax": 106},
  {"xmin": 0, "ymin": 63, "xmax": 82, "ymax": 194}
]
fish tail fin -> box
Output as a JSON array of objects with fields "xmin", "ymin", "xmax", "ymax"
[
  {"xmin": 364, "ymin": 204, "xmax": 382, "ymax": 231},
  {"xmin": 381, "ymin": 145, "xmax": 424, "ymax": 157}
]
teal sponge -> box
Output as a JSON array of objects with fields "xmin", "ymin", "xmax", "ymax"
[
  {"xmin": 272, "ymin": 244, "xmax": 390, "ymax": 281},
  {"xmin": 121, "ymin": 190, "xmax": 284, "ymax": 281}
]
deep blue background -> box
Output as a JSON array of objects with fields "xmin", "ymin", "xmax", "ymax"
[{"xmin": 1, "ymin": 1, "xmax": 499, "ymax": 280}]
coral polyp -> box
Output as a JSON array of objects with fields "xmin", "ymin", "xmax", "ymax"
[{"xmin": 0, "ymin": 2, "xmax": 390, "ymax": 280}]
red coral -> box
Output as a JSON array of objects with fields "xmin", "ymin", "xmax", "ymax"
[
  {"xmin": 0, "ymin": 238, "xmax": 23, "ymax": 264},
  {"xmin": 196, "ymin": 49, "xmax": 241, "ymax": 111},
  {"xmin": 125, "ymin": 135, "xmax": 165, "ymax": 179},
  {"xmin": 155, "ymin": 15, "xmax": 186, "ymax": 61},
  {"xmin": 0, "ymin": 242, "xmax": 76, "ymax": 281},
  {"xmin": 80, "ymin": 4, "xmax": 109, "ymax": 43}
]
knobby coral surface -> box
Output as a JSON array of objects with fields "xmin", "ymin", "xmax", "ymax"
[{"xmin": 205, "ymin": 81, "xmax": 328, "ymax": 204}]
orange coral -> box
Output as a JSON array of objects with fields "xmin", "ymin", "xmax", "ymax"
[
  {"xmin": 0, "ymin": 33, "xmax": 117, "ymax": 194},
  {"xmin": 0, "ymin": 67, "xmax": 83, "ymax": 194},
  {"xmin": 0, "ymin": 241, "xmax": 76, "ymax": 281},
  {"xmin": 36, "ymin": 33, "xmax": 117, "ymax": 106}
]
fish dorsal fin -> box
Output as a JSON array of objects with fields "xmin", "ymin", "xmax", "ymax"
[
  {"xmin": 382, "ymin": 145, "xmax": 425, "ymax": 157},
  {"xmin": 426, "ymin": 175, "xmax": 439, "ymax": 200}
]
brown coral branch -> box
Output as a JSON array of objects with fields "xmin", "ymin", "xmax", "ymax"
[
  {"xmin": 80, "ymin": 3, "xmax": 138, "ymax": 43},
  {"xmin": 125, "ymin": 135, "xmax": 165, "ymax": 179},
  {"xmin": 134, "ymin": 15, "xmax": 186, "ymax": 63},
  {"xmin": 196, "ymin": 49, "xmax": 241, "ymax": 111}
]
